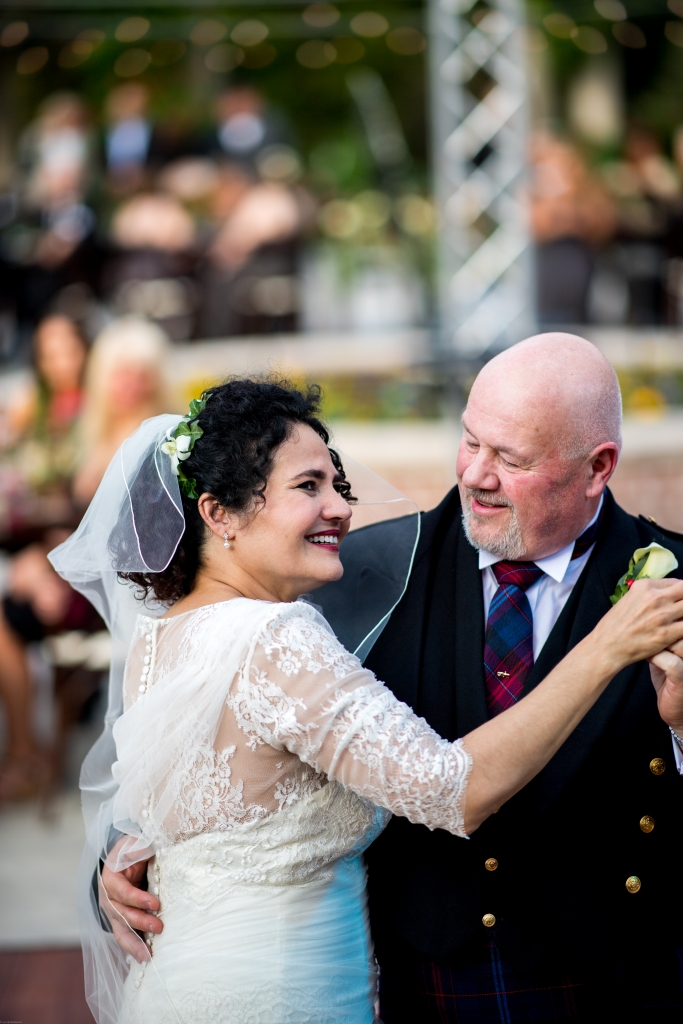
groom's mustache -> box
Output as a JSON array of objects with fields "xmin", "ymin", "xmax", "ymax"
[{"xmin": 465, "ymin": 489, "xmax": 514, "ymax": 511}]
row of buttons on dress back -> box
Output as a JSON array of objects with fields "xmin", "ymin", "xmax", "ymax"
[
  {"xmin": 479, "ymin": 756, "xmax": 668, "ymax": 928},
  {"xmin": 138, "ymin": 624, "xmax": 156, "ymax": 695}
]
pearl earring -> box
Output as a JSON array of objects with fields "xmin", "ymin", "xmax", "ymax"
[{"xmin": 223, "ymin": 533, "xmax": 230, "ymax": 549}]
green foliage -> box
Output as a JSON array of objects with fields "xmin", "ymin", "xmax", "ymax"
[
  {"xmin": 316, "ymin": 371, "xmax": 443, "ymax": 420},
  {"xmin": 610, "ymin": 554, "xmax": 649, "ymax": 605},
  {"xmin": 171, "ymin": 391, "xmax": 210, "ymax": 499}
]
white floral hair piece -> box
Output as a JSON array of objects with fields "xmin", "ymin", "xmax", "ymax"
[{"xmin": 159, "ymin": 393, "xmax": 210, "ymax": 498}]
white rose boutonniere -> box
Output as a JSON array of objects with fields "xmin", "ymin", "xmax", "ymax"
[{"xmin": 610, "ymin": 541, "xmax": 679, "ymax": 605}]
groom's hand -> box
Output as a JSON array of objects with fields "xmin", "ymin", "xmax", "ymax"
[
  {"xmin": 650, "ymin": 640, "xmax": 683, "ymax": 736},
  {"xmin": 101, "ymin": 855, "xmax": 162, "ymax": 963}
]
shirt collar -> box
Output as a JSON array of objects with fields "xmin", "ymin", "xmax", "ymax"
[{"xmin": 477, "ymin": 494, "xmax": 604, "ymax": 582}]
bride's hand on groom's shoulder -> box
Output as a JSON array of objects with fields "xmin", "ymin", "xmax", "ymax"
[
  {"xmin": 100, "ymin": 848, "xmax": 162, "ymax": 963},
  {"xmin": 650, "ymin": 639, "xmax": 683, "ymax": 738}
]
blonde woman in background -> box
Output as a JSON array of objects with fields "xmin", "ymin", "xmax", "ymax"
[
  {"xmin": 74, "ymin": 317, "xmax": 173, "ymax": 506},
  {"xmin": 0, "ymin": 317, "xmax": 170, "ymax": 800}
]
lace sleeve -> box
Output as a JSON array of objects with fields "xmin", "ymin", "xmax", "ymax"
[{"xmin": 228, "ymin": 603, "xmax": 472, "ymax": 837}]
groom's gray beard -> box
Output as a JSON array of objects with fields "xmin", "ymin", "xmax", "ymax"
[{"xmin": 461, "ymin": 489, "xmax": 526, "ymax": 561}]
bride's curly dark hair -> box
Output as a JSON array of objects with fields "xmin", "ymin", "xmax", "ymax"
[{"xmin": 118, "ymin": 377, "xmax": 354, "ymax": 605}]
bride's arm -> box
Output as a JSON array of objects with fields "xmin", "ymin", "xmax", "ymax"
[{"xmin": 237, "ymin": 579, "xmax": 683, "ymax": 836}]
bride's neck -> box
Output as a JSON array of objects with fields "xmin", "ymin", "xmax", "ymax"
[{"xmin": 164, "ymin": 565, "xmax": 286, "ymax": 618}]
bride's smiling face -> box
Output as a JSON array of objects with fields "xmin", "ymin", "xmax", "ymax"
[{"xmin": 200, "ymin": 424, "xmax": 353, "ymax": 603}]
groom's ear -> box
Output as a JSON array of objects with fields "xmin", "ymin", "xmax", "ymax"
[{"xmin": 586, "ymin": 443, "xmax": 619, "ymax": 495}]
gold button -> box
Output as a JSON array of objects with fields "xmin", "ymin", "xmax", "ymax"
[
  {"xmin": 625, "ymin": 875, "xmax": 641, "ymax": 894},
  {"xmin": 485, "ymin": 858, "xmax": 498, "ymax": 872},
  {"xmin": 649, "ymin": 758, "xmax": 666, "ymax": 775},
  {"xmin": 482, "ymin": 913, "xmax": 496, "ymax": 927},
  {"xmin": 639, "ymin": 815, "xmax": 655, "ymax": 833}
]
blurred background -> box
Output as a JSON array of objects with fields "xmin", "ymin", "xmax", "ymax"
[{"xmin": 1, "ymin": 1, "xmax": 683, "ymax": 1019}]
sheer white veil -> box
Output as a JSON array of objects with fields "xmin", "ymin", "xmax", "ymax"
[
  {"xmin": 48, "ymin": 413, "xmax": 419, "ymax": 1024},
  {"xmin": 50, "ymin": 416, "xmax": 185, "ymax": 837}
]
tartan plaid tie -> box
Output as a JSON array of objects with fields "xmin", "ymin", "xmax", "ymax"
[
  {"xmin": 484, "ymin": 562, "xmax": 545, "ymax": 716},
  {"xmin": 484, "ymin": 509, "xmax": 604, "ymax": 717}
]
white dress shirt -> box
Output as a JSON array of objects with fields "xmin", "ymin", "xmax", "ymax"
[{"xmin": 478, "ymin": 496, "xmax": 683, "ymax": 772}]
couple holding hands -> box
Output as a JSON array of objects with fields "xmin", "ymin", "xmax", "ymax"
[{"xmin": 52, "ymin": 332, "xmax": 683, "ymax": 1024}]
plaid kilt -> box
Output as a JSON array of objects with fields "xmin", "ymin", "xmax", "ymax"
[{"xmin": 378, "ymin": 939, "xmax": 683, "ymax": 1024}]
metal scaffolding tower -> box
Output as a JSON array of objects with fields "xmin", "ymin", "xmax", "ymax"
[{"xmin": 429, "ymin": 0, "xmax": 535, "ymax": 359}]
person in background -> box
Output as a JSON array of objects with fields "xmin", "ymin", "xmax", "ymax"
[
  {"xmin": 208, "ymin": 86, "xmax": 287, "ymax": 171},
  {"xmin": 0, "ymin": 317, "xmax": 169, "ymax": 800},
  {"xmin": 12, "ymin": 93, "xmax": 100, "ymax": 332},
  {"xmin": 3, "ymin": 313, "xmax": 88, "ymax": 533},
  {"xmin": 0, "ymin": 314, "xmax": 90, "ymax": 801},
  {"xmin": 19, "ymin": 93, "xmax": 96, "ymax": 276},
  {"xmin": 73, "ymin": 317, "xmax": 172, "ymax": 506},
  {"xmin": 20, "ymin": 92, "xmax": 92, "ymax": 221},
  {"xmin": 663, "ymin": 125, "xmax": 683, "ymax": 324},
  {"xmin": 104, "ymin": 84, "xmax": 154, "ymax": 197},
  {"xmin": 530, "ymin": 131, "xmax": 616, "ymax": 325},
  {"xmin": 603, "ymin": 124, "xmax": 681, "ymax": 325}
]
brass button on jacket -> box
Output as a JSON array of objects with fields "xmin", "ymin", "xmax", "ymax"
[
  {"xmin": 482, "ymin": 913, "xmax": 496, "ymax": 928},
  {"xmin": 639, "ymin": 815, "xmax": 655, "ymax": 833},
  {"xmin": 625, "ymin": 876, "xmax": 641, "ymax": 894},
  {"xmin": 485, "ymin": 858, "xmax": 498, "ymax": 872},
  {"xmin": 649, "ymin": 757, "xmax": 666, "ymax": 775}
]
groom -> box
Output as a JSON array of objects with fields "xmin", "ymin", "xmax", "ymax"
[{"xmin": 364, "ymin": 333, "xmax": 683, "ymax": 1022}]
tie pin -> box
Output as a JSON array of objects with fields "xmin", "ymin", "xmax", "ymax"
[{"xmin": 497, "ymin": 671, "xmax": 510, "ymax": 678}]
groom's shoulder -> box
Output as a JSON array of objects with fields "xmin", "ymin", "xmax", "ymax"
[
  {"xmin": 342, "ymin": 486, "xmax": 461, "ymax": 551},
  {"xmin": 419, "ymin": 485, "xmax": 462, "ymax": 544},
  {"xmin": 610, "ymin": 494, "xmax": 683, "ymax": 560},
  {"xmin": 635, "ymin": 515, "xmax": 683, "ymax": 559}
]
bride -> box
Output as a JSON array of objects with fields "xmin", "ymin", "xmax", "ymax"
[{"xmin": 51, "ymin": 378, "xmax": 683, "ymax": 1024}]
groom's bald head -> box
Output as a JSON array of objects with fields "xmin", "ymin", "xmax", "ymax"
[
  {"xmin": 458, "ymin": 333, "xmax": 622, "ymax": 561},
  {"xmin": 472, "ymin": 332, "xmax": 622, "ymax": 460}
]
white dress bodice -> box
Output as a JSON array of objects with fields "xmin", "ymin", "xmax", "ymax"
[{"xmin": 113, "ymin": 599, "xmax": 471, "ymax": 1024}]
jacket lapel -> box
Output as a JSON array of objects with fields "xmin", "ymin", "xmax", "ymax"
[
  {"xmin": 525, "ymin": 489, "xmax": 639, "ymax": 687},
  {"xmin": 364, "ymin": 488, "xmax": 459, "ymax": 717},
  {"xmin": 413, "ymin": 488, "xmax": 487, "ymax": 741},
  {"xmin": 413, "ymin": 491, "xmax": 464, "ymax": 740},
  {"xmin": 454, "ymin": 524, "xmax": 488, "ymax": 735},
  {"xmin": 522, "ymin": 490, "xmax": 644, "ymax": 800}
]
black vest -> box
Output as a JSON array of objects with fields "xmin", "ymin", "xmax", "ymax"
[{"xmin": 363, "ymin": 487, "xmax": 683, "ymax": 973}]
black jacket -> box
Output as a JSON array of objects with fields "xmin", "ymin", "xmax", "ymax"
[{"xmin": 362, "ymin": 487, "xmax": 683, "ymax": 974}]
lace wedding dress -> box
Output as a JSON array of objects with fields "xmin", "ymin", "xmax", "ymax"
[{"xmin": 113, "ymin": 598, "xmax": 471, "ymax": 1024}]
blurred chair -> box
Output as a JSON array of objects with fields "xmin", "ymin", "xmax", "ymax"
[
  {"xmin": 45, "ymin": 629, "xmax": 110, "ymax": 790},
  {"xmin": 103, "ymin": 193, "xmax": 198, "ymax": 340},
  {"xmin": 199, "ymin": 172, "xmax": 307, "ymax": 338},
  {"xmin": 0, "ymin": 530, "xmax": 101, "ymax": 801}
]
